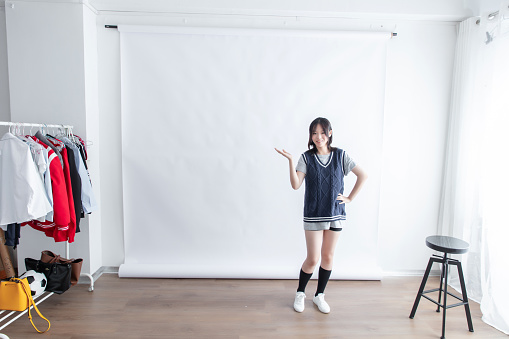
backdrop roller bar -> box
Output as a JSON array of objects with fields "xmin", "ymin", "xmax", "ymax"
[{"xmin": 106, "ymin": 24, "xmax": 397, "ymax": 36}]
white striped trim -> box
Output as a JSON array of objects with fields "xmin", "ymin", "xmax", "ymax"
[
  {"xmin": 314, "ymin": 151, "xmax": 333, "ymax": 168},
  {"xmin": 48, "ymin": 152, "xmax": 58, "ymax": 163},
  {"xmin": 302, "ymin": 153, "xmax": 307, "ymax": 165},
  {"xmin": 339, "ymin": 149, "xmax": 345, "ymax": 176},
  {"xmin": 304, "ymin": 215, "xmax": 346, "ymax": 222}
]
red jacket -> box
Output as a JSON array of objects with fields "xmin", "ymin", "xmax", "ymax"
[{"xmin": 23, "ymin": 138, "xmax": 76, "ymax": 243}]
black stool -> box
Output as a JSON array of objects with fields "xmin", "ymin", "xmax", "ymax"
[{"xmin": 409, "ymin": 235, "xmax": 474, "ymax": 339}]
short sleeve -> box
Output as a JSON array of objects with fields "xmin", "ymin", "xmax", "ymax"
[
  {"xmin": 342, "ymin": 151, "xmax": 356, "ymax": 176},
  {"xmin": 295, "ymin": 154, "xmax": 307, "ymax": 174}
]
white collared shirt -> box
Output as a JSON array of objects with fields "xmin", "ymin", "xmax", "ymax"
[{"xmin": 0, "ymin": 133, "xmax": 52, "ymax": 225}]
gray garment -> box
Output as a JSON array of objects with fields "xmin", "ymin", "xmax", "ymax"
[
  {"xmin": 35, "ymin": 130, "xmax": 63, "ymax": 168},
  {"xmin": 297, "ymin": 150, "xmax": 355, "ymax": 230},
  {"xmin": 60, "ymin": 137, "xmax": 98, "ymax": 214},
  {"xmin": 304, "ymin": 219, "xmax": 345, "ymax": 231}
]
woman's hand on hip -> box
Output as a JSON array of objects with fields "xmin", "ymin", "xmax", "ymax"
[{"xmin": 337, "ymin": 193, "xmax": 351, "ymax": 204}]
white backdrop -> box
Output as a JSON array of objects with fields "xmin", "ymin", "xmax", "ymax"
[{"xmin": 118, "ymin": 25, "xmax": 390, "ymax": 279}]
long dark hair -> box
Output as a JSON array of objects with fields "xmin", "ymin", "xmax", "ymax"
[{"xmin": 307, "ymin": 117, "xmax": 334, "ymax": 153}]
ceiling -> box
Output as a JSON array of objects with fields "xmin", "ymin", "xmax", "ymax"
[
  {"xmin": 0, "ymin": 0, "xmax": 499, "ymax": 20},
  {"xmin": 85, "ymin": 0, "xmax": 482, "ymax": 21}
]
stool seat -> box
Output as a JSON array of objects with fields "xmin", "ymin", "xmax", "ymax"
[{"xmin": 426, "ymin": 235, "xmax": 469, "ymax": 254}]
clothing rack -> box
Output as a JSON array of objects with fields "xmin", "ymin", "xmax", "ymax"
[
  {"xmin": 0, "ymin": 122, "xmax": 73, "ymax": 129},
  {"xmin": 0, "ymin": 121, "xmax": 94, "ymax": 292}
]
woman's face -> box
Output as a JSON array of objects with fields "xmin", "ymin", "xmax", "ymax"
[{"xmin": 312, "ymin": 124, "xmax": 331, "ymax": 148}]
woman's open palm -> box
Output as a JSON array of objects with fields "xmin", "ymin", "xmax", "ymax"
[{"xmin": 275, "ymin": 148, "xmax": 293, "ymax": 161}]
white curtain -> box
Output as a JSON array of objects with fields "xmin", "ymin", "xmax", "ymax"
[
  {"xmin": 118, "ymin": 25, "xmax": 391, "ymax": 279},
  {"xmin": 439, "ymin": 3, "xmax": 509, "ymax": 334}
]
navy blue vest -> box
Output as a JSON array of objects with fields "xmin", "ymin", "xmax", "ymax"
[{"xmin": 303, "ymin": 149, "xmax": 346, "ymax": 223}]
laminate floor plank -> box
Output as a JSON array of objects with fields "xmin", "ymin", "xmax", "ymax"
[{"xmin": 1, "ymin": 275, "xmax": 505, "ymax": 338}]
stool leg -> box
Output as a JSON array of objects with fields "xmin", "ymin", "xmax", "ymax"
[
  {"xmin": 436, "ymin": 254, "xmax": 446, "ymax": 312},
  {"xmin": 441, "ymin": 260, "xmax": 449, "ymax": 339},
  {"xmin": 409, "ymin": 257, "xmax": 434, "ymax": 319},
  {"xmin": 457, "ymin": 261, "xmax": 474, "ymax": 332}
]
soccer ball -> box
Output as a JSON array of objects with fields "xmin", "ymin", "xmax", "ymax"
[{"xmin": 19, "ymin": 270, "xmax": 47, "ymax": 298}]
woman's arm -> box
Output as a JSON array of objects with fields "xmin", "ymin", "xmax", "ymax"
[
  {"xmin": 337, "ymin": 164, "xmax": 368, "ymax": 204},
  {"xmin": 275, "ymin": 148, "xmax": 306, "ymax": 190}
]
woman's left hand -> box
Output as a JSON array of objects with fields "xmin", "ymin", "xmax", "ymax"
[{"xmin": 337, "ymin": 194, "xmax": 351, "ymax": 204}]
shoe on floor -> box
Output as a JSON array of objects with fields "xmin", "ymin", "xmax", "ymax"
[
  {"xmin": 294, "ymin": 292, "xmax": 306, "ymax": 312},
  {"xmin": 313, "ymin": 293, "xmax": 330, "ymax": 314}
]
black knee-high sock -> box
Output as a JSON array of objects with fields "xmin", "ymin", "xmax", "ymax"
[
  {"xmin": 297, "ymin": 269, "xmax": 313, "ymax": 293},
  {"xmin": 315, "ymin": 267, "xmax": 332, "ymax": 296}
]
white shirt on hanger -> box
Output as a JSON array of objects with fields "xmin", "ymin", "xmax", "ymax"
[
  {"xmin": 26, "ymin": 138, "xmax": 54, "ymax": 222},
  {"xmin": 0, "ymin": 132, "xmax": 52, "ymax": 225}
]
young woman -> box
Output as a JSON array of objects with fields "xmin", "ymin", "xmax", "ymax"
[{"xmin": 275, "ymin": 117, "xmax": 367, "ymax": 314}]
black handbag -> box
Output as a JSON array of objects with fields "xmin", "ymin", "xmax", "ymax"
[{"xmin": 25, "ymin": 257, "xmax": 72, "ymax": 294}]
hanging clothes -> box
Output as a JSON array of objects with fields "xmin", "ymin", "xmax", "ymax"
[
  {"xmin": 63, "ymin": 143, "xmax": 82, "ymax": 233},
  {"xmin": 61, "ymin": 136, "xmax": 98, "ymax": 214},
  {"xmin": 1, "ymin": 125, "xmax": 98, "ymax": 246},
  {"xmin": 23, "ymin": 136, "xmax": 71, "ymax": 242},
  {"xmin": 25, "ymin": 137, "xmax": 53, "ymax": 221},
  {"xmin": 4, "ymin": 223, "xmax": 21, "ymax": 249},
  {"xmin": 35, "ymin": 130, "xmax": 63, "ymax": 168},
  {"xmin": 24, "ymin": 143, "xmax": 77, "ymax": 243},
  {"xmin": 0, "ymin": 133, "xmax": 52, "ymax": 225}
]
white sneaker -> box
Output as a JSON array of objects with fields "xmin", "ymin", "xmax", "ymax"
[
  {"xmin": 313, "ymin": 293, "xmax": 330, "ymax": 314},
  {"xmin": 294, "ymin": 292, "xmax": 306, "ymax": 312}
]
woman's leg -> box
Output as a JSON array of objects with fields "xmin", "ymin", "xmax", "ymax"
[
  {"xmin": 320, "ymin": 230, "xmax": 341, "ymax": 270},
  {"xmin": 313, "ymin": 230, "xmax": 342, "ymax": 313},
  {"xmin": 296, "ymin": 231, "xmax": 323, "ymax": 292},
  {"xmin": 294, "ymin": 231, "xmax": 324, "ymax": 312},
  {"xmin": 302, "ymin": 230, "xmax": 324, "ymax": 273},
  {"xmin": 315, "ymin": 230, "xmax": 341, "ymax": 295}
]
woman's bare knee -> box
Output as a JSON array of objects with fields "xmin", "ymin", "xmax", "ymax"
[
  {"xmin": 320, "ymin": 253, "xmax": 334, "ymax": 269},
  {"xmin": 302, "ymin": 257, "xmax": 320, "ymax": 272}
]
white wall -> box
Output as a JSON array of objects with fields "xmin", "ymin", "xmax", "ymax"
[
  {"xmin": 96, "ymin": 11, "xmax": 458, "ymax": 275},
  {"xmin": 463, "ymin": 0, "xmax": 501, "ymax": 16},
  {"xmin": 1, "ymin": 0, "xmax": 468, "ymax": 276},
  {"xmin": 379, "ymin": 22, "xmax": 456, "ymax": 274},
  {"xmin": 0, "ymin": 6, "xmax": 9, "ymax": 122},
  {"xmin": 4, "ymin": 1, "xmax": 102, "ymax": 276},
  {"xmin": 82, "ymin": 4, "xmax": 102, "ymax": 275},
  {"xmin": 90, "ymin": 0, "xmax": 472, "ymax": 20}
]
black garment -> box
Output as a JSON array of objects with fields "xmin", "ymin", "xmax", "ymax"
[
  {"xmin": 297, "ymin": 269, "xmax": 313, "ymax": 293},
  {"xmin": 4, "ymin": 223, "xmax": 21, "ymax": 249},
  {"xmin": 65, "ymin": 146, "xmax": 82, "ymax": 233},
  {"xmin": 315, "ymin": 267, "xmax": 332, "ymax": 296},
  {"xmin": 77, "ymin": 143, "xmax": 88, "ymax": 170}
]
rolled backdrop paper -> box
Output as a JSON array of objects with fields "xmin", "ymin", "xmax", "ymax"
[{"xmin": 118, "ymin": 25, "xmax": 390, "ymax": 279}]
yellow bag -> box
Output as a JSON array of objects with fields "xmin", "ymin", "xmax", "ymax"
[
  {"xmin": 0, "ymin": 278, "xmax": 30, "ymax": 311},
  {"xmin": 0, "ymin": 277, "xmax": 50, "ymax": 333}
]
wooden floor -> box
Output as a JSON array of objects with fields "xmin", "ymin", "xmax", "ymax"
[{"xmin": 1, "ymin": 275, "xmax": 506, "ymax": 339}]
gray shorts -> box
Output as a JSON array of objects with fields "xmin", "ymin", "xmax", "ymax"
[{"xmin": 304, "ymin": 219, "xmax": 345, "ymax": 231}]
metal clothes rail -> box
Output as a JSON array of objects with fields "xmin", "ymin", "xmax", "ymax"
[{"xmin": 0, "ymin": 122, "xmax": 73, "ymax": 129}]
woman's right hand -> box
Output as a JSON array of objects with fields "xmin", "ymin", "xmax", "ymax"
[{"xmin": 274, "ymin": 148, "xmax": 292, "ymax": 161}]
